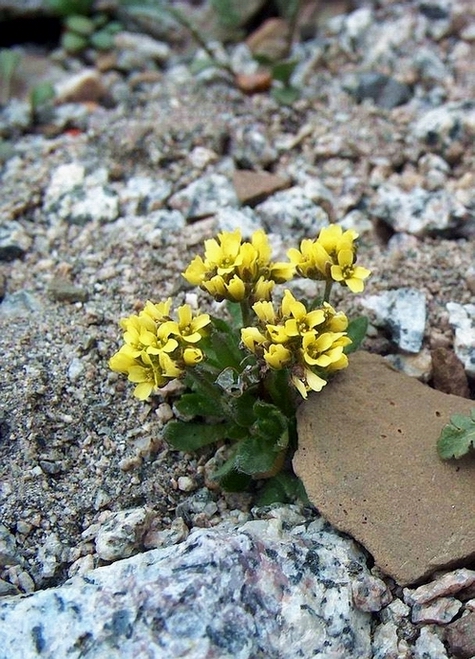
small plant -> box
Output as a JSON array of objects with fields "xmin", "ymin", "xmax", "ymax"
[
  {"xmin": 437, "ymin": 410, "xmax": 475, "ymax": 460},
  {"xmin": 109, "ymin": 226, "xmax": 371, "ymax": 499},
  {"xmin": 0, "ymin": 49, "xmax": 22, "ymax": 104},
  {"xmin": 47, "ymin": 0, "xmax": 121, "ymax": 54}
]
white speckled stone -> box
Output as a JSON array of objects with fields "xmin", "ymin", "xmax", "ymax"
[
  {"xmin": 446, "ymin": 302, "xmax": 475, "ymax": 376},
  {"xmin": 255, "ymin": 186, "xmax": 329, "ymax": 236},
  {"xmin": 361, "ymin": 288, "xmax": 427, "ymax": 353},
  {"xmin": 168, "ymin": 173, "xmax": 239, "ymax": 220},
  {"xmin": 371, "ymin": 184, "xmax": 466, "ymax": 236},
  {"xmin": 0, "ymin": 518, "xmax": 373, "ymax": 659},
  {"xmin": 413, "ymin": 625, "xmax": 449, "ymax": 659}
]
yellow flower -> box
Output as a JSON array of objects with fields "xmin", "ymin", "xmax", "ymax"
[
  {"xmin": 127, "ymin": 353, "xmax": 167, "ymax": 400},
  {"xmin": 225, "ymin": 275, "xmax": 246, "ymax": 302},
  {"xmin": 241, "ymin": 326, "xmax": 267, "ymax": 352},
  {"xmin": 203, "ymin": 275, "xmax": 228, "ymax": 300},
  {"xmin": 183, "ymin": 256, "xmax": 208, "ymax": 286},
  {"xmin": 291, "ymin": 368, "xmax": 327, "ymax": 399},
  {"xmin": 317, "ymin": 225, "xmax": 358, "ymax": 255},
  {"xmin": 252, "ymin": 300, "xmax": 277, "ymax": 324},
  {"xmin": 266, "ymin": 324, "xmax": 291, "ymax": 344},
  {"xmin": 183, "ymin": 347, "xmax": 204, "ymax": 366},
  {"xmin": 159, "ymin": 352, "xmax": 183, "ymax": 378},
  {"xmin": 330, "ymin": 249, "xmax": 371, "ymax": 293},
  {"xmin": 301, "ymin": 332, "xmax": 351, "ymax": 368},
  {"xmin": 142, "ymin": 299, "xmax": 172, "ymax": 322},
  {"xmin": 144, "ymin": 323, "xmax": 178, "ymax": 355},
  {"xmin": 287, "ymin": 239, "xmax": 331, "ymax": 280},
  {"xmin": 204, "ymin": 229, "xmax": 243, "ymax": 275},
  {"xmin": 109, "ymin": 345, "xmax": 137, "ymax": 373},
  {"xmin": 281, "ymin": 289, "xmax": 326, "ymax": 337},
  {"xmin": 252, "ymin": 276, "xmax": 275, "ymax": 301},
  {"xmin": 168, "ymin": 305, "xmax": 210, "ymax": 343},
  {"xmin": 264, "ymin": 344, "xmax": 292, "ymax": 369}
]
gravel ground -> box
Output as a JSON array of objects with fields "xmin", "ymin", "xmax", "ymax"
[{"xmin": 1, "ymin": 0, "xmax": 474, "ymax": 600}]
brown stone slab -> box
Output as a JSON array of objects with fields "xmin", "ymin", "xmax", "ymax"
[
  {"xmin": 293, "ymin": 351, "xmax": 475, "ymax": 586},
  {"xmin": 232, "ymin": 170, "xmax": 289, "ymax": 206}
]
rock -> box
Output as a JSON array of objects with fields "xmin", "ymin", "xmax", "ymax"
[
  {"xmin": 235, "ymin": 71, "xmax": 273, "ymax": 94},
  {"xmin": 446, "ymin": 611, "xmax": 475, "ymax": 659},
  {"xmin": 48, "ymin": 278, "xmax": 88, "ymax": 303},
  {"xmin": 361, "ymin": 288, "xmax": 427, "ymax": 353},
  {"xmin": 0, "ymin": 290, "xmax": 42, "ymax": 317},
  {"xmin": 371, "ymin": 184, "xmax": 467, "ymax": 236},
  {"xmin": 113, "ymin": 31, "xmax": 170, "ymax": 71},
  {"xmin": 214, "ymin": 206, "xmax": 263, "ymax": 237},
  {"xmin": 351, "ymin": 72, "xmax": 413, "ymax": 109},
  {"xmin": 411, "ymin": 101, "xmax": 475, "ymax": 155},
  {"xmin": 412, "ymin": 596, "xmax": 462, "ymax": 624},
  {"xmin": 431, "ymin": 347, "xmax": 471, "ymax": 397},
  {"xmin": 233, "ymin": 169, "xmax": 289, "ymax": 206},
  {"xmin": 446, "ymin": 302, "xmax": 475, "ymax": 376},
  {"xmin": 95, "ymin": 508, "xmax": 155, "ymax": 562},
  {"xmin": 232, "ymin": 125, "xmax": 278, "ymax": 169},
  {"xmin": 413, "ymin": 626, "xmax": 449, "ymax": 659},
  {"xmin": 44, "ymin": 163, "xmax": 119, "ymax": 225},
  {"xmin": 351, "ymin": 574, "xmax": 393, "ymax": 612},
  {"xmin": 404, "ymin": 568, "xmax": 475, "ymax": 605},
  {"xmin": 293, "ymin": 351, "xmax": 475, "ymax": 585},
  {"xmin": 245, "ymin": 18, "xmax": 291, "ymax": 61},
  {"xmin": 372, "ymin": 621, "xmax": 399, "ymax": 659},
  {"xmin": 385, "ymin": 349, "xmax": 432, "ymax": 381},
  {"xmin": 54, "ymin": 69, "xmax": 110, "ymax": 105},
  {"xmin": 0, "ymin": 220, "xmax": 31, "ymax": 261},
  {"xmin": 255, "ymin": 186, "xmax": 329, "ymax": 236},
  {"xmin": 0, "ymin": 524, "xmax": 22, "ymax": 567},
  {"xmin": 168, "ymin": 173, "xmax": 238, "ymax": 220},
  {"xmin": 0, "ymin": 518, "xmax": 373, "ymax": 658}
]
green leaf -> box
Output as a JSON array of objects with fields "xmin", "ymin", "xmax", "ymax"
[
  {"xmin": 252, "ymin": 400, "xmax": 289, "ymax": 448},
  {"xmin": 210, "ymin": 0, "xmax": 241, "ymax": 28},
  {"xmin": 190, "ymin": 58, "xmax": 217, "ymax": 75},
  {"xmin": 255, "ymin": 473, "xmax": 310, "ymax": 506},
  {"xmin": 344, "ymin": 316, "xmax": 369, "ymax": 354},
  {"xmin": 271, "ymin": 85, "xmax": 300, "ymax": 105},
  {"xmin": 437, "ymin": 410, "xmax": 475, "ymax": 460},
  {"xmin": 30, "ymin": 82, "xmax": 55, "ymax": 112},
  {"xmin": 271, "ymin": 60, "xmax": 298, "ymax": 85},
  {"xmin": 64, "ymin": 14, "xmax": 95, "ymax": 36},
  {"xmin": 234, "ymin": 435, "xmax": 280, "ymax": 475},
  {"xmin": 225, "ymin": 301, "xmax": 243, "ymax": 330},
  {"xmin": 175, "ymin": 393, "xmax": 224, "ymax": 419},
  {"xmin": 46, "ymin": 0, "xmax": 93, "ymax": 17},
  {"xmin": 210, "ymin": 330, "xmax": 243, "ymax": 369},
  {"xmin": 163, "ymin": 420, "xmax": 231, "ymax": 451},
  {"xmin": 0, "ymin": 49, "xmax": 21, "ymax": 81}
]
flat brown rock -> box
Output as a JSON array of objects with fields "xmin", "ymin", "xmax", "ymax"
[
  {"xmin": 232, "ymin": 170, "xmax": 289, "ymax": 206},
  {"xmin": 293, "ymin": 351, "xmax": 475, "ymax": 586}
]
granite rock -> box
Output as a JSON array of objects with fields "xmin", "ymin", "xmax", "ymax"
[
  {"xmin": 371, "ymin": 184, "xmax": 467, "ymax": 236},
  {"xmin": 446, "ymin": 302, "xmax": 475, "ymax": 377},
  {"xmin": 168, "ymin": 173, "xmax": 238, "ymax": 220},
  {"xmin": 446, "ymin": 611, "xmax": 475, "ymax": 659},
  {"xmin": 0, "ymin": 220, "xmax": 32, "ymax": 261},
  {"xmin": 255, "ymin": 186, "xmax": 329, "ymax": 236},
  {"xmin": 0, "ymin": 517, "xmax": 373, "ymax": 658},
  {"xmin": 361, "ymin": 288, "xmax": 427, "ymax": 353},
  {"xmin": 294, "ymin": 351, "xmax": 475, "ymax": 585}
]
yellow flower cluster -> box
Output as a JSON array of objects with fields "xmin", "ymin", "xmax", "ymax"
[
  {"xmin": 183, "ymin": 229, "xmax": 294, "ymax": 303},
  {"xmin": 241, "ymin": 290, "xmax": 351, "ymax": 399},
  {"xmin": 109, "ymin": 299, "xmax": 210, "ymax": 400},
  {"xmin": 288, "ymin": 225, "xmax": 371, "ymax": 293}
]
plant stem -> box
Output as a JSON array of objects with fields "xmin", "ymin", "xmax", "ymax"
[
  {"xmin": 166, "ymin": 5, "xmax": 235, "ymax": 77},
  {"xmin": 240, "ymin": 301, "xmax": 252, "ymax": 327},
  {"xmin": 323, "ymin": 279, "xmax": 333, "ymax": 303}
]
